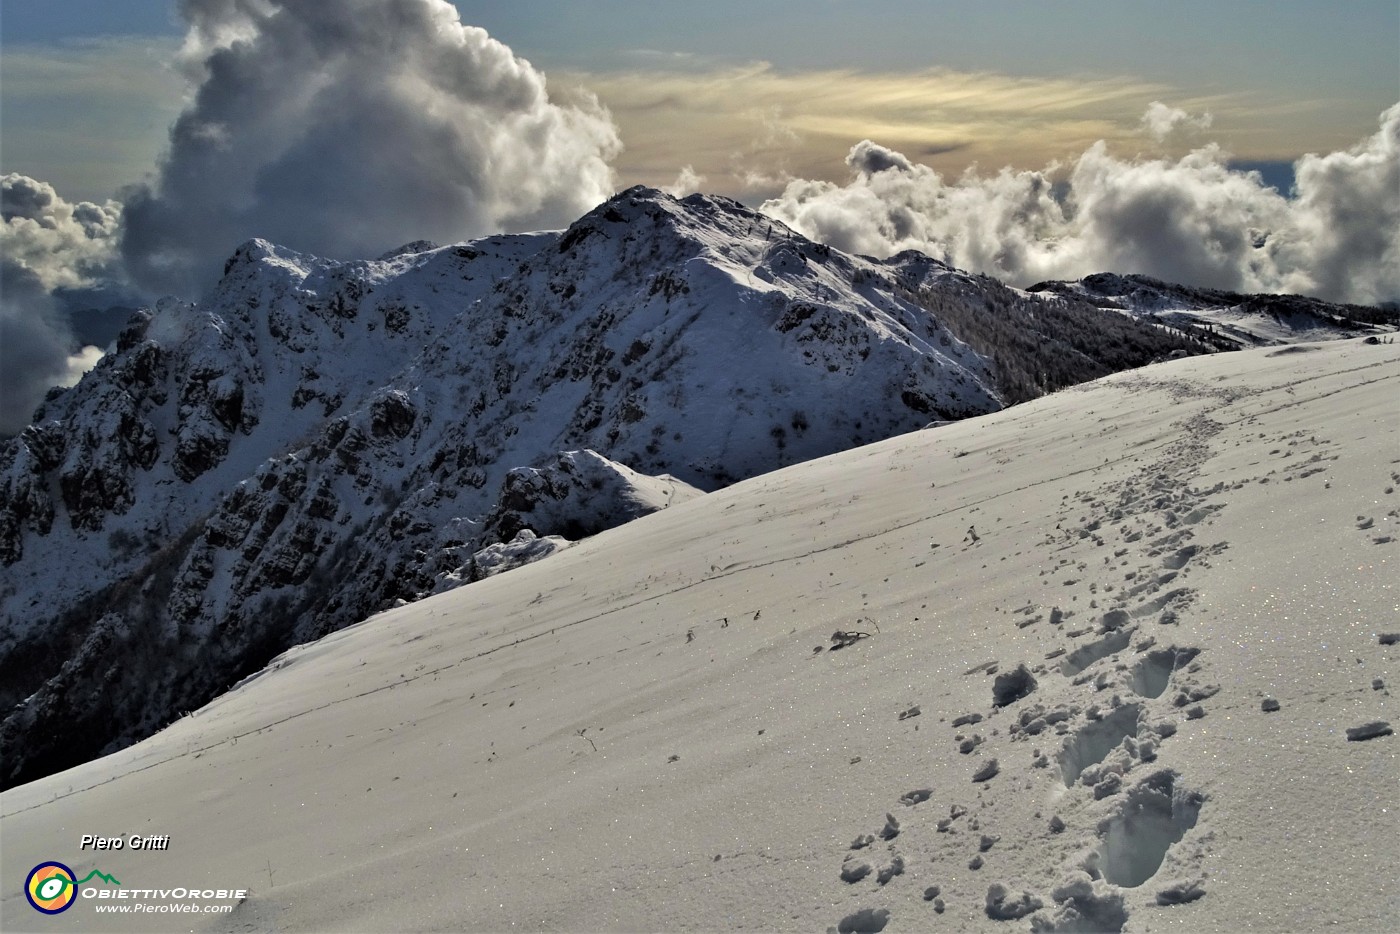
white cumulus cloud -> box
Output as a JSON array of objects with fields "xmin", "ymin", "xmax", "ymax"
[
  {"xmin": 661, "ymin": 165, "xmax": 706, "ymax": 197},
  {"xmin": 1, "ymin": 174, "xmax": 124, "ymax": 435},
  {"xmin": 121, "ymin": 0, "xmax": 623, "ymax": 296},
  {"xmin": 761, "ymin": 103, "xmax": 1400, "ymax": 305},
  {"xmin": 1140, "ymin": 101, "xmax": 1213, "ymax": 143},
  {"xmin": 2, "ymin": 173, "xmax": 122, "ymax": 292}
]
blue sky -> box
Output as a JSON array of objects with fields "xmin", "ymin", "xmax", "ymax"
[
  {"xmin": 6, "ymin": 1, "xmax": 1396, "ymax": 91},
  {"xmin": 3, "ymin": 0, "xmax": 1397, "ymax": 202}
]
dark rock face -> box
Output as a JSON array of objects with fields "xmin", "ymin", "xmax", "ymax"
[
  {"xmin": 369, "ymin": 391, "xmax": 416, "ymax": 440},
  {"xmin": 479, "ymin": 451, "xmax": 698, "ymax": 548}
]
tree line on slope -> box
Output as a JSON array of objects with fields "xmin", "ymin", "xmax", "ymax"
[{"xmin": 905, "ymin": 277, "xmax": 1213, "ymax": 405}]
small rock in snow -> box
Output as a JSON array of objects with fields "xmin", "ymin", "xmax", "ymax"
[
  {"xmin": 985, "ymin": 883, "xmax": 1043, "ymax": 920},
  {"xmin": 880, "ymin": 812, "xmax": 901, "ymax": 840},
  {"xmin": 876, "ymin": 855, "xmax": 905, "ymax": 885},
  {"xmin": 972, "ymin": 758, "xmax": 1000, "ymax": 782},
  {"xmin": 1345, "ymin": 721, "xmax": 1393, "ymax": 742},
  {"xmin": 840, "ymin": 857, "xmax": 873, "ymax": 883},
  {"xmin": 1156, "ymin": 879, "xmax": 1207, "ymax": 905}
]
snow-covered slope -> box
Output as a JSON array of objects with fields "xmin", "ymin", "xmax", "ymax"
[
  {"xmin": 1027, "ymin": 273, "xmax": 1399, "ymax": 349},
  {"xmin": 2, "ymin": 338, "xmax": 1394, "ymax": 933},
  {"xmin": 0, "ymin": 187, "xmax": 1213, "ymax": 789}
]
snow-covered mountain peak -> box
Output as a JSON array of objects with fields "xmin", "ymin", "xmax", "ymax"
[
  {"xmin": 559, "ymin": 185, "xmax": 816, "ymax": 276},
  {"xmin": 0, "ymin": 190, "xmax": 1270, "ymax": 790}
]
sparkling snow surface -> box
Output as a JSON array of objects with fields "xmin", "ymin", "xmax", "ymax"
[{"xmin": 3, "ymin": 339, "xmax": 1396, "ymax": 933}]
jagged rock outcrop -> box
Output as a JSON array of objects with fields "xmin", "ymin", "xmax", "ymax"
[{"xmin": 479, "ymin": 450, "xmax": 701, "ymax": 548}]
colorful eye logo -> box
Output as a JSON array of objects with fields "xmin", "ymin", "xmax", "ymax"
[{"xmin": 26, "ymin": 862, "xmax": 78, "ymax": 914}]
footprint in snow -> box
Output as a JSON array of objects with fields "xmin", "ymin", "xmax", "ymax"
[
  {"xmin": 1130, "ymin": 586, "xmax": 1198, "ymax": 620},
  {"xmin": 1060, "ymin": 628, "xmax": 1132, "ymax": 677},
  {"xmin": 991, "ymin": 663, "xmax": 1038, "ymax": 707},
  {"xmin": 1160, "ymin": 544, "xmax": 1201, "ymax": 571},
  {"xmin": 1058, "ymin": 703, "xmax": 1143, "ymax": 788},
  {"xmin": 1130, "ymin": 646, "xmax": 1201, "ymax": 699},
  {"xmin": 1093, "ymin": 769, "xmax": 1205, "ymax": 889}
]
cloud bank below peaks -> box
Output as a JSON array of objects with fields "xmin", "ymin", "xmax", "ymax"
[
  {"xmin": 121, "ymin": 0, "xmax": 621, "ymax": 297},
  {"xmin": 761, "ymin": 103, "xmax": 1400, "ymax": 305}
]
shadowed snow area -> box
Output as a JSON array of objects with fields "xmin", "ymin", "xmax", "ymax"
[{"xmin": 2, "ymin": 339, "xmax": 1397, "ymax": 932}]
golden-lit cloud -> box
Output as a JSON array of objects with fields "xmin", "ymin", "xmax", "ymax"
[
  {"xmin": 561, "ymin": 63, "xmax": 1191, "ymax": 198},
  {"xmin": 559, "ymin": 62, "xmax": 1353, "ymax": 202}
]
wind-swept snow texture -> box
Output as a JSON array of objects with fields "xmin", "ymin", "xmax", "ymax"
[
  {"xmin": 3, "ymin": 338, "xmax": 1396, "ymax": 932},
  {"xmin": 0, "ymin": 187, "xmax": 1213, "ymax": 789}
]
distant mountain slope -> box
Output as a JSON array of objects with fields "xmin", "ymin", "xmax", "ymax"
[
  {"xmin": 1, "ymin": 188, "xmax": 1213, "ymax": 788},
  {"xmin": 1027, "ymin": 272, "xmax": 1399, "ymax": 349},
  {"xmin": 1, "ymin": 338, "xmax": 1394, "ymax": 933}
]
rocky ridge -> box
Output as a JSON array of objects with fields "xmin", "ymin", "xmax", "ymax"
[
  {"xmin": 1, "ymin": 187, "xmax": 1217, "ymax": 787},
  {"xmin": 1026, "ymin": 272, "xmax": 1398, "ymax": 349}
]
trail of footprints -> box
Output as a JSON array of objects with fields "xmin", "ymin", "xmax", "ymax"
[
  {"xmin": 829, "ymin": 411, "xmax": 1231, "ymax": 933},
  {"xmin": 828, "ymin": 619, "xmax": 1211, "ymax": 934},
  {"xmin": 826, "ymin": 394, "xmax": 1397, "ymax": 932},
  {"xmin": 1353, "ymin": 468, "xmax": 1400, "ymax": 546}
]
